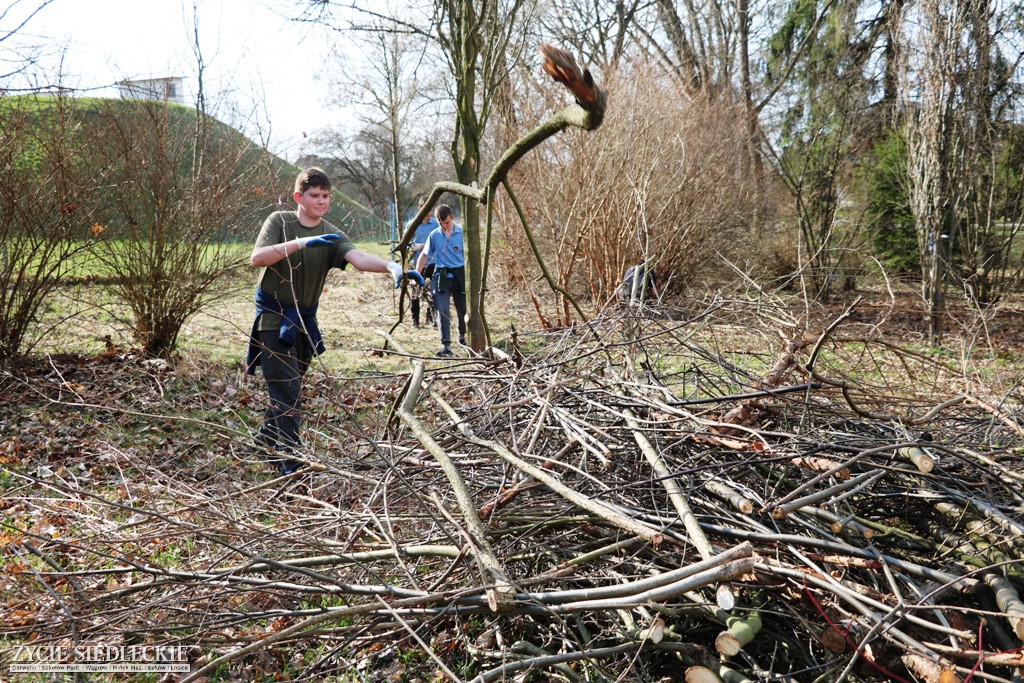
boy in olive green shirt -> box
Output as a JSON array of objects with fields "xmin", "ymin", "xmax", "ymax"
[{"xmin": 246, "ymin": 167, "xmax": 403, "ymax": 475}]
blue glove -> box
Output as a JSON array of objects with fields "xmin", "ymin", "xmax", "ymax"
[
  {"xmin": 393, "ymin": 270, "xmax": 426, "ymax": 289},
  {"xmin": 298, "ymin": 233, "xmax": 341, "ymax": 248}
]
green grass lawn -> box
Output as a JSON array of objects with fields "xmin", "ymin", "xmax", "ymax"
[{"xmin": 31, "ymin": 239, "xmax": 448, "ymax": 372}]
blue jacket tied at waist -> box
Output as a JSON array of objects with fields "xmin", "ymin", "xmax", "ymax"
[{"xmin": 245, "ymin": 288, "xmax": 325, "ymax": 374}]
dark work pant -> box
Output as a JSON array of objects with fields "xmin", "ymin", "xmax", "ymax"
[
  {"xmin": 411, "ymin": 263, "xmax": 435, "ymax": 325},
  {"xmin": 256, "ymin": 329, "xmax": 313, "ymax": 452},
  {"xmin": 433, "ymin": 283, "xmax": 467, "ymax": 345}
]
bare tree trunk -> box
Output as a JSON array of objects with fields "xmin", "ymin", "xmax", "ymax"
[
  {"xmin": 902, "ymin": 0, "xmax": 972, "ymax": 344},
  {"xmin": 386, "ymin": 29, "xmax": 404, "ymax": 250},
  {"xmin": 448, "ymin": 0, "xmax": 488, "ymax": 351},
  {"xmin": 960, "ymin": 0, "xmax": 1002, "ymax": 307},
  {"xmin": 737, "ymin": 0, "xmax": 762, "ymax": 179}
]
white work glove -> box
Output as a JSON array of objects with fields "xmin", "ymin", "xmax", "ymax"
[
  {"xmin": 385, "ymin": 261, "xmax": 403, "ymax": 286},
  {"xmin": 296, "ymin": 234, "xmax": 341, "ymax": 248}
]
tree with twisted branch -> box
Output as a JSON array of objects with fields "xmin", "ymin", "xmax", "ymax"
[{"xmin": 394, "ymin": 44, "xmax": 606, "ymax": 350}]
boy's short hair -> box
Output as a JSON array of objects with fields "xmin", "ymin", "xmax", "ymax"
[
  {"xmin": 295, "ymin": 167, "xmax": 331, "ymax": 194},
  {"xmin": 436, "ymin": 204, "xmax": 454, "ymax": 222}
]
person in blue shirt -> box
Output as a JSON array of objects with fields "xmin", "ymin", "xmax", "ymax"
[
  {"xmin": 416, "ymin": 204, "xmax": 466, "ymax": 356},
  {"xmin": 409, "ymin": 196, "xmax": 439, "ymax": 328}
]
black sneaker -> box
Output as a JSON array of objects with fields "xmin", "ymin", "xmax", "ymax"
[
  {"xmin": 458, "ymin": 337, "xmax": 467, "ymax": 346},
  {"xmin": 437, "ymin": 346, "xmax": 453, "ymax": 357},
  {"xmin": 278, "ymin": 459, "xmax": 303, "ymax": 476},
  {"xmin": 412, "ymin": 322, "xmax": 420, "ymax": 329}
]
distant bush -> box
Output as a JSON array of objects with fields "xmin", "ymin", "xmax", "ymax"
[
  {"xmin": 77, "ymin": 99, "xmax": 285, "ymax": 357},
  {"xmin": 493, "ymin": 65, "xmax": 764, "ymax": 322}
]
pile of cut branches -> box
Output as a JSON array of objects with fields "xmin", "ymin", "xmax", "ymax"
[{"xmin": 2, "ymin": 296, "xmax": 1024, "ymax": 682}]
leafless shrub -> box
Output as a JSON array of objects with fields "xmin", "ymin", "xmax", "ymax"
[
  {"xmin": 494, "ymin": 64, "xmax": 763, "ymax": 324},
  {"xmin": 0, "ymin": 94, "xmax": 100, "ymax": 362},
  {"xmin": 82, "ymin": 100, "xmax": 282, "ymax": 358},
  {"xmin": 745, "ymin": 223, "xmax": 801, "ymax": 288}
]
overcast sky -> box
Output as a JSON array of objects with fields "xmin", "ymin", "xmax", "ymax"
[{"xmin": 4, "ymin": 0, "xmax": 353, "ymax": 162}]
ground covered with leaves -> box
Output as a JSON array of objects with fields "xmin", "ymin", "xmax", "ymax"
[{"xmin": 3, "ymin": 284, "xmax": 1024, "ymax": 683}]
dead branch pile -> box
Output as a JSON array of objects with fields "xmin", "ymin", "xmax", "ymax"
[{"xmin": 3, "ymin": 297, "xmax": 1024, "ymax": 682}]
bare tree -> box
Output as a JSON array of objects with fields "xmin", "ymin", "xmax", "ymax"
[
  {"xmin": 84, "ymin": 99, "xmax": 282, "ymax": 357},
  {"xmin": 764, "ymin": 0, "xmax": 877, "ymax": 300},
  {"xmin": 953, "ymin": 0, "xmax": 1024, "ymax": 307},
  {"xmin": 641, "ymin": 0, "xmax": 765, "ymax": 97},
  {"xmin": 393, "ymin": 45, "xmax": 608, "ymax": 337},
  {"xmin": 83, "ymin": 5, "xmax": 285, "ymax": 358},
  {"xmin": 302, "ymin": 0, "xmax": 533, "ymax": 351},
  {"xmin": 539, "ymin": 0, "xmax": 647, "ymax": 69},
  {"xmin": 900, "ymin": 0, "xmax": 975, "ymax": 342},
  {"xmin": 314, "ymin": 126, "xmax": 430, "ymax": 211},
  {"xmin": 431, "ymin": 0, "xmax": 534, "ymax": 349},
  {"xmin": 318, "ymin": 14, "xmax": 439, "ymax": 224}
]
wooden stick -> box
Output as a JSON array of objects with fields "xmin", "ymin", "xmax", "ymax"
[
  {"xmin": 395, "ymin": 360, "xmax": 515, "ymax": 612},
  {"xmin": 771, "ymin": 470, "xmax": 885, "ymax": 519},
  {"xmin": 898, "ymin": 445, "xmax": 935, "ymax": 473},
  {"xmin": 704, "ymin": 480, "xmax": 754, "ymax": 514},
  {"xmin": 715, "ymin": 609, "xmax": 762, "ymax": 657},
  {"xmin": 619, "ymin": 387, "xmax": 717, "ymax": 561},
  {"xmin": 984, "ymin": 573, "xmax": 1024, "ymax": 639}
]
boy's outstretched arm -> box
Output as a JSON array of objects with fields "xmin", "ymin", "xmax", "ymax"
[
  {"xmin": 346, "ymin": 249, "xmax": 403, "ymax": 283},
  {"xmin": 251, "ymin": 234, "xmax": 341, "ymax": 267}
]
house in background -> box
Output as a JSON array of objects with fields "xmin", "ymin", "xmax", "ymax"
[{"xmin": 117, "ymin": 77, "xmax": 185, "ymax": 104}]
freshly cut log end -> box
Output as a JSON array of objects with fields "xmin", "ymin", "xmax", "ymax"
[
  {"xmin": 685, "ymin": 666, "xmax": 721, "ymax": 683},
  {"xmin": 899, "ymin": 446, "xmax": 935, "ymax": 473},
  {"xmin": 716, "ymin": 584, "xmax": 736, "ymax": 611},
  {"xmin": 831, "ymin": 520, "xmax": 875, "ymax": 539},
  {"xmin": 704, "ymin": 479, "xmax": 754, "ymax": 514},
  {"xmin": 715, "ymin": 632, "xmax": 743, "ymax": 657},
  {"xmin": 902, "ymin": 652, "xmax": 961, "ymax": 683},
  {"xmin": 716, "ymin": 612, "xmax": 762, "ymax": 657}
]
